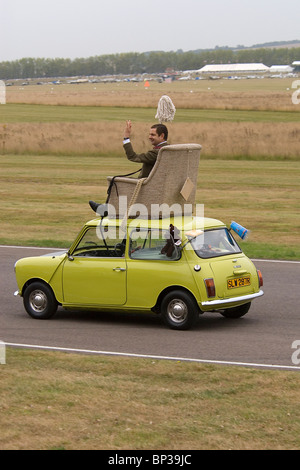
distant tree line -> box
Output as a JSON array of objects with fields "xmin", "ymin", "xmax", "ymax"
[{"xmin": 1, "ymin": 47, "xmax": 300, "ymax": 80}]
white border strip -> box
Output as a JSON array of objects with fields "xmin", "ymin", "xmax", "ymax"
[{"xmin": 5, "ymin": 342, "xmax": 300, "ymax": 371}]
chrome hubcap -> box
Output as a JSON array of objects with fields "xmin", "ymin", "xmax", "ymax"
[
  {"xmin": 167, "ymin": 299, "xmax": 188, "ymax": 323},
  {"xmin": 29, "ymin": 290, "xmax": 47, "ymax": 312}
]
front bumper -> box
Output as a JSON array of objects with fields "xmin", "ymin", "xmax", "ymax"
[{"xmin": 201, "ymin": 289, "xmax": 264, "ymax": 308}]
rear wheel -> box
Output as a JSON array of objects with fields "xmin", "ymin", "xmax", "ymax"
[
  {"xmin": 23, "ymin": 282, "xmax": 58, "ymax": 319},
  {"xmin": 220, "ymin": 302, "xmax": 251, "ymax": 319},
  {"xmin": 161, "ymin": 290, "xmax": 199, "ymax": 330}
]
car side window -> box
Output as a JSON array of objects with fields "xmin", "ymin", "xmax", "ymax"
[
  {"xmin": 73, "ymin": 226, "xmax": 126, "ymax": 258},
  {"xmin": 129, "ymin": 228, "xmax": 180, "ymax": 260}
]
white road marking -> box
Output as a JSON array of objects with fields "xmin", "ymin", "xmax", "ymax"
[
  {"xmin": 5, "ymin": 342, "xmax": 300, "ymax": 371},
  {"xmin": 252, "ymin": 259, "xmax": 300, "ymax": 264}
]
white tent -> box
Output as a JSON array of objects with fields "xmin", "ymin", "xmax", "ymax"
[
  {"xmin": 269, "ymin": 65, "xmax": 294, "ymax": 73},
  {"xmin": 198, "ymin": 63, "xmax": 269, "ymax": 73}
]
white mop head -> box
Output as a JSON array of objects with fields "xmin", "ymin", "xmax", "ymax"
[{"xmin": 155, "ymin": 95, "xmax": 176, "ymax": 123}]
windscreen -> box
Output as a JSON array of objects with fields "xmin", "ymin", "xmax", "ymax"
[{"xmin": 191, "ymin": 228, "xmax": 241, "ymax": 259}]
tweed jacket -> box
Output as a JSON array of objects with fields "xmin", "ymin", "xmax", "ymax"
[{"xmin": 123, "ymin": 141, "xmax": 169, "ymax": 178}]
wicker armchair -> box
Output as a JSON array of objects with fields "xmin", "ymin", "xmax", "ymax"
[{"xmin": 106, "ymin": 143, "xmax": 202, "ymax": 219}]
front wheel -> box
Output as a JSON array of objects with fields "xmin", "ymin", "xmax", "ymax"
[
  {"xmin": 23, "ymin": 282, "xmax": 58, "ymax": 319},
  {"xmin": 161, "ymin": 290, "xmax": 199, "ymax": 330},
  {"xmin": 220, "ymin": 302, "xmax": 251, "ymax": 319}
]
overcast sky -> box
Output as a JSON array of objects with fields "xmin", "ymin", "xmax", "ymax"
[{"xmin": 1, "ymin": 0, "xmax": 299, "ymax": 61}]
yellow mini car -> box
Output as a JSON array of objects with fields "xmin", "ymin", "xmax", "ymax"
[{"xmin": 14, "ymin": 216, "xmax": 263, "ymax": 330}]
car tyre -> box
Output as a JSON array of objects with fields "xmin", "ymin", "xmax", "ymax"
[
  {"xmin": 23, "ymin": 282, "xmax": 58, "ymax": 319},
  {"xmin": 161, "ymin": 290, "xmax": 199, "ymax": 330},
  {"xmin": 220, "ymin": 302, "xmax": 251, "ymax": 319}
]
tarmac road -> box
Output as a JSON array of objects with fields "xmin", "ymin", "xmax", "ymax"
[{"xmin": 1, "ymin": 246, "xmax": 300, "ymax": 370}]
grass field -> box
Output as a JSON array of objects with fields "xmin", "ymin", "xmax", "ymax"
[
  {"xmin": 2, "ymin": 77, "xmax": 298, "ymax": 254},
  {"xmin": 1, "ymin": 78, "xmax": 300, "ymax": 450},
  {"xmin": 2, "ymin": 120, "xmax": 300, "ymax": 160},
  {"xmin": 6, "ymin": 78, "xmax": 299, "ymax": 110},
  {"xmin": 1, "ymin": 348, "xmax": 300, "ymax": 450},
  {"xmin": 2, "ymin": 78, "xmax": 300, "ymax": 160},
  {"xmin": 1, "ymin": 154, "xmax": 299, "ymax": 259},
  {"xmin": 2, "ymin": 103, "xmax": 300, "ymax": 123}
]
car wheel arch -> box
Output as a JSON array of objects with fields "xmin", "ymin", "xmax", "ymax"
[
  {"xmin": 153, "ymin": 285, "xmax": 201, "ymax": 314},
  {"xmin": 22, "ymin": 278, "xmax": 59, "ymax": 303}
]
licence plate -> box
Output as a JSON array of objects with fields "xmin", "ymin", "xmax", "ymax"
[{"xmin": 228, "ymin": 277, "xmax": 251, "ymax": 289}]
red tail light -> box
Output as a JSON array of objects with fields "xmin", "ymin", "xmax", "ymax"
[
  {"xmin": 204, "ymin": 278, "xmax": 216, "ymax": 298},
  {"xmin": 257, "ymin": 270, "xmax": 263, "ymax": 287}
]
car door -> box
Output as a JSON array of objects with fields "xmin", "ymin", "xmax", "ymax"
[
  {"xmin": 62, "ymin": 225, "xmax": 127, "ymax": 306},
  {"xmin": 126, "ymin": 227, "xmax": 185, "ymax": 308}
]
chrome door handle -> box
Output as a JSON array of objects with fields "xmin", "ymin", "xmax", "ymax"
[{"xmin": 113, "ymin": 267, "xmax": 126, "ymax": 272}]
